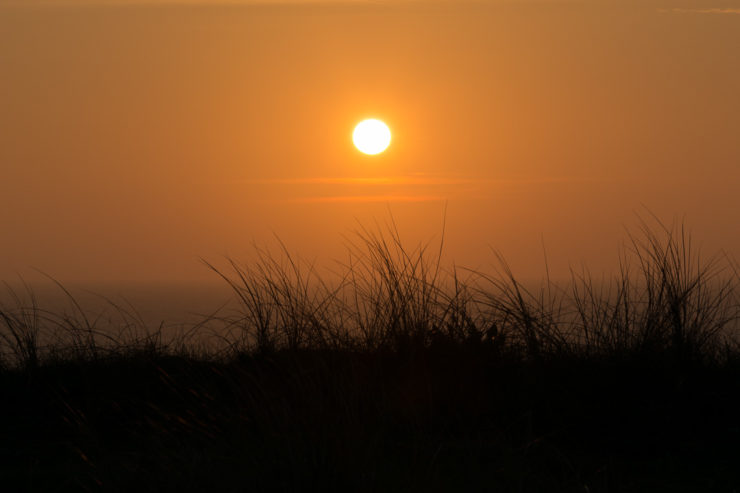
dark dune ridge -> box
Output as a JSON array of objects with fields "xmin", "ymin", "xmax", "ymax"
[{"xmin": 2, "ymin": 219, "xmax": 739, "ymax": 492}]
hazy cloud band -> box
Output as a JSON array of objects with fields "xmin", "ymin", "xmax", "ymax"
[{"xmin": 661, "ymin": 8, "xmax": 740, "ymax": 14}]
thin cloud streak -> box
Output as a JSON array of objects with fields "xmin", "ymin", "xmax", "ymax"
[
  {"xmin": 248, "ymin": 174, "xmax": 602, "ymax": 204},
  {"xmin": 0, "ymin": 0, "xmax": 477, "ymax": 6},
  {"xmin": 0, "ymin": 0, "xmax": 580, "ymax": 6},
  {"xmin": 242, "ymin": 176, "xmax": 478, "ymax": 186},
  {"xmin": 661, "ymin": 8, "xmax": 740, "ymax": 15},
  {"xmin": 281, "ymin": 195, "xmax": 448, "ymax": 204},
  {"xmin": 240, "ymin": 175, "xmax": 598, "ymax": 187}
]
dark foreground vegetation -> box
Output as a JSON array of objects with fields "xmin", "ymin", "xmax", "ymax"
[{"xmin": 2, "ymin": 219, "xmax": 740, "ymax": 492}]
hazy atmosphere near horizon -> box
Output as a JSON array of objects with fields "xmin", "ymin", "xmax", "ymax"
[{"xmin": 2, "ymin": 0, "xmax": 740, "ymax": 285}]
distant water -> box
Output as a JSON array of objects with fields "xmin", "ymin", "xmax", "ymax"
[{"xmin": 0, "ymin": 281, "xmax": 237, "ymax": 329}]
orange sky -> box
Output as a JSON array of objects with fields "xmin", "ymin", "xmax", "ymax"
[{"xmin": 1, "ymin": 0, "xmax": 739, "ymax": 283}]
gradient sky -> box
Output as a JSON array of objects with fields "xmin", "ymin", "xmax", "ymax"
[{"xmin": 1, "ymin": 0, "xmax": 739, "ymax": 283}]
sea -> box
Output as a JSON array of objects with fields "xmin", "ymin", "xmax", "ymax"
[{"xmin": 0, "ymin": 281, "xmax": 240, "ymax": 350}]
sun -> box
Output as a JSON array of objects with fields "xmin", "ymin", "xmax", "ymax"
[{"xmin": 353, "ymin": 119, "xmax": 391, "ymax": 155}]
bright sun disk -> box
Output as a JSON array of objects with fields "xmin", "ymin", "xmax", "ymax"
[{"xmin": 353, "ymin": 119, "xmax": 391, "ymax": 155}]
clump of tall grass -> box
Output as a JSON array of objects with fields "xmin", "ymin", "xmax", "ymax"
[
  {"xmin": 567, "ymin": 218, "xmax": 740, "ymax": 363},
  {"xmin": 0, "ymin": 281, "xmax": 42, "ymax": 370},
  {"xmin": 208, "ymin": 215, "xmax": 740, "ymax": 366},
  {"xmin": 0, "ymin": 277, "xmax": 207, "ymax": 369},
  {"xmin": 205, "ymin": 217, "xmax": 488, "ymax": 355},
  {"xmin": 476, "ymin": 217, "xmax": 740, "ymax": 365},
  {"xmin": 2, "ymin": 216, "xmax": 739, "ymax": 369}
]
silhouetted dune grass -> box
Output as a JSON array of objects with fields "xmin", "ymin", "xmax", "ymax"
[{"xmin": 2, "ymin": 217, "xmax": 740, "ymax": 491}]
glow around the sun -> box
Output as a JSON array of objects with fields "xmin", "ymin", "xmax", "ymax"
[{"xmin": 353, "ymin": 119, "xmax": 391, "ymax": 155}]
